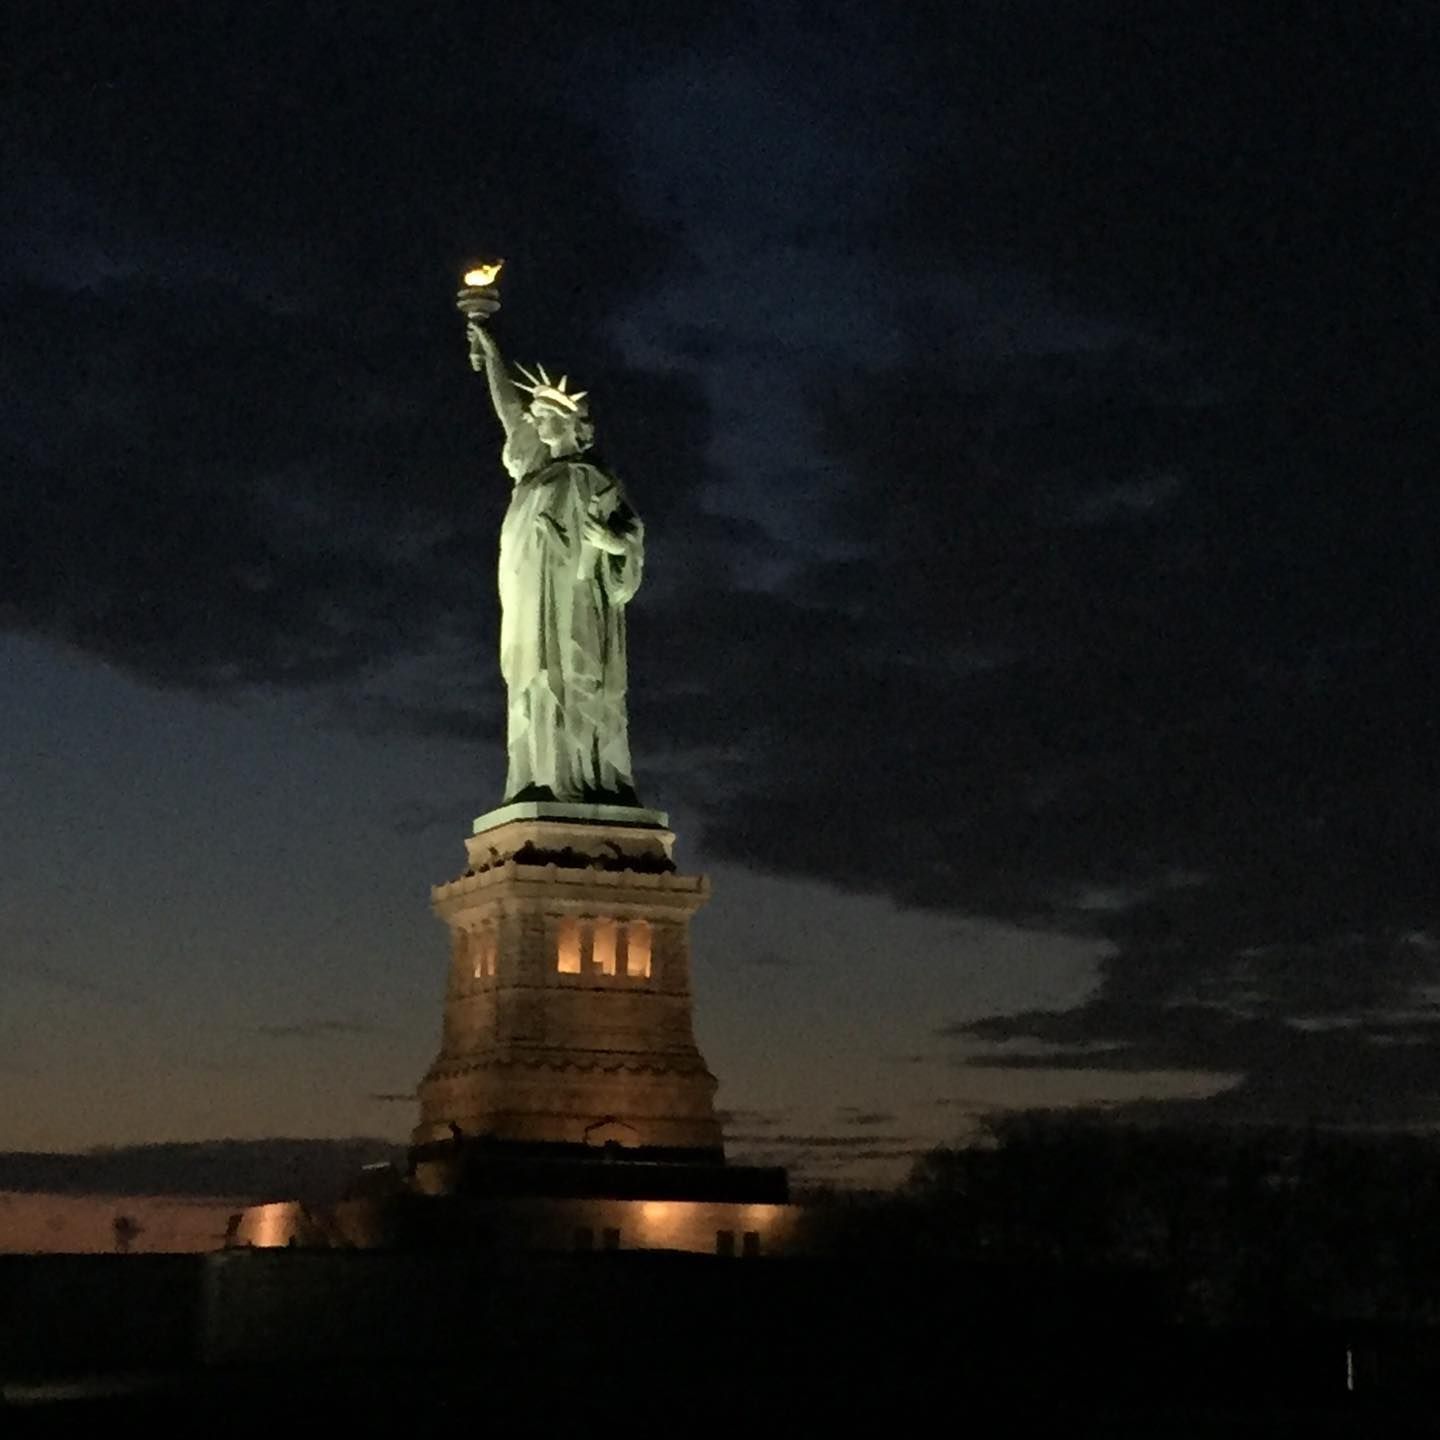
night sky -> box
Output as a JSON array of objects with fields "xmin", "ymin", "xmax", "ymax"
[{"xmin": 3, "ymin": 2, "xmax": 1437, "ymax": 1189}]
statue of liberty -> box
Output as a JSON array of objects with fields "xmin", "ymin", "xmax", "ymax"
[{"xmin": 457, "ymin": 270, "xmax": 644, "ymax": 805}]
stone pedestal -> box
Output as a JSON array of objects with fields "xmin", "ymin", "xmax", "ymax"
[
  {"xmin": 233, "ymin": 803, "xmax": 791, "ymax": 1254},
  {"xmin": 413, "ymin": 805, "xmax": 723, "ymax": 1157}
]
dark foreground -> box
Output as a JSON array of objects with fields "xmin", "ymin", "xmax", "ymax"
[{"xmin": 2, "ymin": 1250, "xmax": 1437, "ymax": 1432}]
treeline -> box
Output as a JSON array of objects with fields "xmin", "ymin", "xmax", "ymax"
[{"xmin": 803, "ymin": 1115, "xmax": 1440, "ymax": 1325}]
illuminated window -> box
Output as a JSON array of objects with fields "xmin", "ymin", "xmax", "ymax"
[
  {"xmin": 591, "ymin": 918, "xmax": 618, "ymax": 976},
  {"xmin": 716, "ymin": 1230, "xmax": 736, "ymax": 1257},
  {"xmin": 472, "ymin": 928, "xmax": 497, "ymax": 980},
  {"xmin": 625, "ymin": 919, "xmax": 652, "ymax": 979},
  {"xmin": 556, "ymin": 916, "xmax": 581, "ymax": 974}
]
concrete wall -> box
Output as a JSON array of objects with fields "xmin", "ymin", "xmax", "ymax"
[
  {"xmin": 0, "ymin": 1254, "xmax": 204, "ymax": 1373},
  {"xmin": 229, "ymin": 1193, "xmax": 803, "ymax": 1256},
  {"xmin": 0, "ymin": 1247, "xmax": 1176, "ymax": 1383},
  {"xmin": 489, "ymin": 1195, "xmax": 800, "ymax": 1256}
]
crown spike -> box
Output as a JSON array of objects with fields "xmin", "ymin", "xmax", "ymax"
[{"xmin": 509, "ymin": 359, "xmax": 590, "ymax": 415}]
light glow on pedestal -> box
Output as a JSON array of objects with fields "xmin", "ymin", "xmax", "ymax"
[
  {"xmin": 592, "ymin": 918, "xmax": 618, "ymax": 976},
  {"xmin": 626, "ymin": 919, "xmax": 652, "ymax": 979},
  {"xmin": 556, "ymin": 916, "xmax": 582, "ymax": 974}
]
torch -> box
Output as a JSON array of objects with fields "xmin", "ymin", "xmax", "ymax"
[
  {"xmin": 457, "ymin": 260, "xmax": 503, "ymax": 322},
  {"xmin": 457, "ymin": 260, "xmax": 503, "ymax": 371}
]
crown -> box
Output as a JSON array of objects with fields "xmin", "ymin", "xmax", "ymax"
[{"xmin": 514, "ymin": 361, "xmax": 589, "ymax": 415}]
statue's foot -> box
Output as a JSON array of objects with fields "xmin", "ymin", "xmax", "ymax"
[
  {"xmin": 505, "ymin": 783, "xmax": 557, "ymax": 803},
  {"xmin": 503, "ymin": 783, "xmax": 644, "ymax": 808},
  {"xmin": 581, "ymin": 784, "xmax": 641, "ymax": 807}
]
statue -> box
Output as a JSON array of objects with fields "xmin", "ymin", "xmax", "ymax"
[{"xmin": 457, "ymin": 266, "xmax": 644, "ymax": 806}]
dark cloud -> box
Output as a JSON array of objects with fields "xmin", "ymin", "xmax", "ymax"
[
  {"xmin": 728, "ymin": 1130, "xmax": 925, "ymax": 1181},
  {"xmin": 681, "ymin": 6, "xmax": 1440, "ymax": 1127},
  {"xmin": 716, "ymin": 1108, "xmax": 787, "ymax": 1130},
  {"xmin": 948, "ymin": 934, "xmax": 1440, "ymax": 1128},
  {"xmin": 4, "ymin": 4, "xmax": 1438, "ymax": 1133},
  {"xmin": 731, "ymin": 1142, "xmax": 925, "ymax": 1180},
  {"xmin": 0, "ymin": 3, "xmax": 709, "ymax": 699},
  {"xmin": 729, "ymin": 1134, "xmax": 915, "ymax": 1150},
  {"xmin": 0, "ymin": 1138, "xmax": 402, "ymax": 1201}
]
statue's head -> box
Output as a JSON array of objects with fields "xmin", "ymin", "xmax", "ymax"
[
  {"xmin": 516, "ymin": 363, "xmax": 594, "ymax": 457},
  {"xmin": 529, "ymin": 399, "xmax": 594, "ymax": 457}
]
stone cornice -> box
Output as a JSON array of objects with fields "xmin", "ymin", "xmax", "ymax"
[
  {"xmin": 433, "ymin": 861, "xmax": 710, "ymax": 917},
  {"xmin": 426, "ymin": 1053, "xmax": 717, "ymax": 1081}
]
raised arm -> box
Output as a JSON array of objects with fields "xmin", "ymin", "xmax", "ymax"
[{"xmin": 466, "ymin": 321, "xmax": 528, "ymax": 440}]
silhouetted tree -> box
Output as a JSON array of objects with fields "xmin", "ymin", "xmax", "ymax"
[
  {"xmin": 112, "ymin": 1213, "xmax": 142, "ymax": 1254},
  {"xmin": 804, "ymin": 1114, "xmax": 1440, "ymax": 1325}
]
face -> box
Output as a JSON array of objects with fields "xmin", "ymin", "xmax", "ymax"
[{"xmin": 530, "ymin": 405, "xmax": 579, "ymax": 455}]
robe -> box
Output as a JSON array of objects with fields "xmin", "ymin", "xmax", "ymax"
[{"xmin": 497, "ymin": 422, "xmax": 644, "ymax": 803}]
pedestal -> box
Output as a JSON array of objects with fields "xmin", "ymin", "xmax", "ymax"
[
  {"xmin": 413, "ymin": 805, "xmax": 724, "ymax": 1158},
  {"xmin": 231, "ymin": 804, "xmax": 792, "ymax": 1254}
]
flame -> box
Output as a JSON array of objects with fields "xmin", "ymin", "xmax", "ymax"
[{"xmin": 463, "ymin": 261, "xmax": 503, "ymax": 287}]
